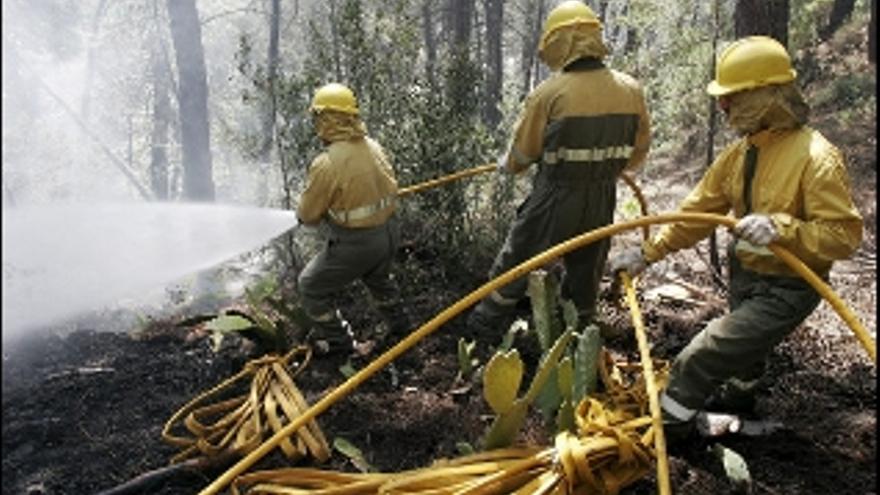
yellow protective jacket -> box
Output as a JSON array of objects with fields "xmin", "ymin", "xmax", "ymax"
[
  {"xmin": 297, "ymin": 136, "xmax": 398, "ymax": 229},
  {"xmin": 506, "ymin": 61, "xmax": 651, "ymax": 174},
  {"xmin": 642, "ymin": 126, "xmax": 863, "ymax": 277}
]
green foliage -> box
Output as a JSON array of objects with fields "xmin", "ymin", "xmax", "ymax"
[
  {"xmin": 483, "ymin": 349, "xmax": 524, "ymax": 415},
  {"xmin": 457, "ymin": 337, "xmax": 478, "ymax": 376},
  {"xmin": 195, "ymin": 273, "xmax": 313, "ymax": 353},
  {"xmin": 455, "ymin": 442, "xmax": 476, "ymax": 456},
  {"xmin": 619, "ymin": 197, "xmax": 643, "ymax": 220},
  {"xmin": 236, "ymin": 0, "xmax": 507, "ymax": 280},
  {"xmin": 790, "ymin": 0, "xmax": 837, "ymax": 50},
  {"xmin": 333, "ymin": 437, "xmax": 374, "ymax": 473},
  {"xmin": 528, "ymin": 270, "xmax": 563, "ymax": 353},
  {"xmin": 339, "ymin": 361, "xmax": 357, "ymax": 378},
  {"xmin": 205, "ymin": 314, "xmax": 256, "ymax": 352},
  {"xmin": 818, "ymin": 73, "xmax": 876, "ymax": 107},
  {"xmin": 555, "ymin": 356, "xmax": 577, "ymax": 433},
  {"xmin": 498, "ymin": 319, "xmax": 527, "ymax": 352},
  {"xmin": 610, "ymin": 0, "xmax": 718, "ymax": 156},
  {"xmin": 572, "ymin": 323, "xmax": 603, "ymax": 401},
  {"xmin": 505, "ymin": 271, "xmax": 603, "ymax": 435},
  {"xmin": 481, "ymin": 328, "xmax": 574, "ymax": 449}
]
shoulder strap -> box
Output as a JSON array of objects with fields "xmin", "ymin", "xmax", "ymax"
[{"xmin": 743, "ymin": 144, "xmax": 758, "ymax": 214}]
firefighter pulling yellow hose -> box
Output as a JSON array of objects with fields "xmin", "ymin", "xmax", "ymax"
[{"xmin": 197, "ymin": 211, "xmax": 875, "ymax": 495}]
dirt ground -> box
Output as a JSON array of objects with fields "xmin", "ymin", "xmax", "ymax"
[
  {"xmin": 3, "ymin": 34, "xmax": 877, "ymax": 495},
  {"xmin": 3, "ymin": 148, "xmax": 875, "ymax": 495}
]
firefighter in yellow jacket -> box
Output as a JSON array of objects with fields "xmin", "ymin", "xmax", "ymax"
[
  {"xmin": 468, "ymin": 1, "xmax": 651, "ymax": 337},
  {"xmin": 297, "ymin": 83, "xmax": 409, "ymax": 355},
  {"xmin": 610, "ymin": 36, "xmax": 863, "ymax": 435}
]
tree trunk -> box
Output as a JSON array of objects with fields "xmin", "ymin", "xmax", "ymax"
[
  {"xmin": 820, "ymin": 0, "xmax": 857, "ymax": 41},
  {"xmin": 482, "ymin": 0, "xmax": 503, "ymax": 129},
  {"xmin": 871, "ymin": 0, "xmax": 876, "ymax": 63},
  {"xmin": 167, "ymin": 0, "xmax": 215, "ymax": 201},
  {"xmin": 520, "ymin": 0, "xmax": 546, "ymax": 98},
  {"xmin": 81, "ymin": 0, "xmax": 108, "ymax": 122},
  {"xmin": 150, "ymin": 40, "xmax": 171, "ymax": 200},
  {"xmin": 259, "ymin": 0, "xmax": 280, "ymax": 162},
  {"xmin": 329, "ymin": 0, "xmax": 342, "ymax": 81},
  {"xmin": 447, "ymin": 0, "xmax": 475, "ymax": 117},
  {"xmin": 706, "ymin": 0, "xmax": 726, "ymax": 290},
  {"xmin": 422, "ymin": 1, "xmax": 438, "ymax": 91},
  {"xmin": 734, "ymin": 0, "xmax": 790, "ymax": 47},
  {"xmin": 255, "ymin": 0, "xmax": 281, "ymax": 205}
]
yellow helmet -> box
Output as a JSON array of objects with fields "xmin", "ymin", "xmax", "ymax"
[
  {"xmin": 539, "ymin": 1, "xmax": 601, "ymax": 52},
  {"xmin": 707, "ymin": 36, "xmax": 797, "ymax": 96},
  {"xmin": 310, "ymin": 83, "xmax": 359, "ymax": 115}
]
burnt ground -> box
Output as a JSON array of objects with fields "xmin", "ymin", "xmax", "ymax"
[
  {"xmin": 3, "ymin": 151, "xmax": 876, "ymax": 495},
  {"xmin": 3, "ymin": 28, "xmax": 877, "ymax": 495},
  {"xmin": 1, "ymin": 210, "xmax": 875, "ymax": 495}
]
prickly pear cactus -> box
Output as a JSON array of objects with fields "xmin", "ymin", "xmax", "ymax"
[
  {"xmin": 489, "ymin": 271, "xmax": 604, "ymax": 442},
  {"xmin": 482, "ymin": 328, "xmax": 573, "ymax": 449},
  {"xmin": 528, "ymin": 270, "xmax": 563, "ymax": 353},
  {"xmin": 483, "ymin": 350, "xmax": 524, "ymax": 415}
]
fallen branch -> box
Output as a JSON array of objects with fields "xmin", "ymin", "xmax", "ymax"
[{"xmin": 93, "ymin": 458, "xmax": 201, "ymax": 495}]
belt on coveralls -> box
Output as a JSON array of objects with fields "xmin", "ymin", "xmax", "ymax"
[{"xmin": 328, "ymin": 195, "xmax": 396, "ymax": 224}]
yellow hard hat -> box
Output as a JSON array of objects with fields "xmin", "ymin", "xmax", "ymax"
[
  {"xmin": 707, "ymin": 36, "xmax": 797, "ymax": 96},
  {"xmin": 539, "ymin": 1, "xmax": 601, "ymax": 52},
  {"xmin": 310, "ymin": 83, "xmax": 359, "ymax": 115}
]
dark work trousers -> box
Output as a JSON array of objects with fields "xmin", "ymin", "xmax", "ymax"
[
  {"xmin": 487, "ymin": 165, "xmax": 617, "ymax": 321},
  {"xmin": 298, "ymin": 217, "xmax": 401, "ymax": 330},
  {"xmin": 663, "ymin": 241, "xmax": 822, "ymax": 410}
]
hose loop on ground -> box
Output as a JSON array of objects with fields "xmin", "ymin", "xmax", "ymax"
[{"xmin": 199, "ymin": 211, "xmax": 874, "ymax": 495}]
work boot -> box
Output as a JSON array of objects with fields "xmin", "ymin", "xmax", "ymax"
[
  {"xmin": 465, "ymin": 298, "xmax": 518, "ymax": 345},
  {"xmin": 375, "ymin": 301, "xmax": 413, "ymax": 343},
  {"xmin": 704, "ymin": 379, "xmax": 759, "ymax": 415},
  {"xmin": 305, "ymin": 310, "xmax": 354, "ymax": 357},
  {"xmin": 661, "ymin": 409, "xmax": 697, "ymax": 444},
  {"xmin": 659, "ymin": 392, "xmax": 699, "ymax": 444}
]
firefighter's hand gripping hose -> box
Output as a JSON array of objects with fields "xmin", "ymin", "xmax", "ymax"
[{"xmin": 196, "ymin": 211, "xmax": 874, "ymax": 495}]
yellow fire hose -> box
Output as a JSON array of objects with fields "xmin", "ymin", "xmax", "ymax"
[
  {"xmin": 228, "ymin": 354, "xmax": 664, "ymax": 495},
  {"xmin": 397, "ymin": 164, "xmax": 648, "ymax": 231},
  {"xmin": 162, "ymin": 346, "xmax": 331, "ymax": 465},
  {"xmin": 198, "ymin": 211, "xmax": 875, "ymax": 495},
  {"xmin": 620, "ymin": 271, "xmax": 670, "ymax": 495},
  {"xmin": 397, "ymin": 163, "xmax": 498, "ymax": 197},
  {"xmin": 397, "ymin": 164, "xmax": 651, "ymax": 243}
]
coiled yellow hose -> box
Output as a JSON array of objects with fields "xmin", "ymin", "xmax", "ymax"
[{"xmin": 198, "ymin": 212, "xmax": 874, "ymax": 495}]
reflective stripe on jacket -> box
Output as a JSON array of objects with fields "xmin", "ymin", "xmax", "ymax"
[
  {"xmin": 506, "ymin": 60, "xmax": 651, "ymax": 176},
  {"xmin": 642, "ymin": 126, "xmax": 863, "ymax": 277},
  {"xmin": 297, "ymin": 137, "xmax": 398, "ymax": 228}
]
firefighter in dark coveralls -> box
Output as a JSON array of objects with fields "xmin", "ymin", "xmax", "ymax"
[
  {"xmin": 609, "ymin": 36, "xmax": 863, "ymax": 436},
  {"xmin": 297, "ymin": 83, "xmax": 410, "ymax": 355},
  {"xmin": 467, "ymin": 0, "xmax": 652, "ymax": 337}
]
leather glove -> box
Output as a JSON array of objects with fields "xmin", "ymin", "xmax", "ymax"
[
  {"xmin": 608, "ymin": 247, "xmax": 648, "ymax": 277},
  {"xmin": 733, "ymin": 214, "xmax": 778, "ymax": 246},
  {"xmin": 496, "ymin": 152, "xmax": 510, "ymax": 174}
]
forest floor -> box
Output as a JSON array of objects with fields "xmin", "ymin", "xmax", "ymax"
[{"xmin": 3, "ymin": 29, "xmax": 876, "ymax": 495}]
